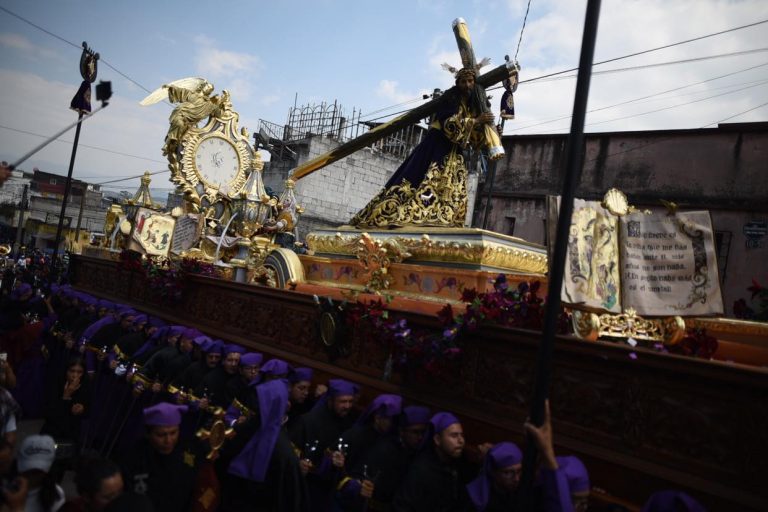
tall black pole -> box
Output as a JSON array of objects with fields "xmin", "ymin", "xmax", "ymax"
[
  {"xmin": 518, "ymin": 0, "xmax": 602, "ymax": 506},
  {"xmin": 51, "ymin": 111, "xmax": 84, "ymax": 270},
  {"xmin": 481, "ymin": 159, "xmax": 497, "ymax": 230},
  {"xmin": 13, "ymin": 184, "xmax": 28, "ymax": 258}
]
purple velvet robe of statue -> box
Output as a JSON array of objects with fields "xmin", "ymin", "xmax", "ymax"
[{"xmin": 381, "ymin": 96, "xmax": 463, "ymax": 191}]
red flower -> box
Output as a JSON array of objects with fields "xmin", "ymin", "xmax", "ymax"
[
  {"xmin": 748, "ymin": 278, "xmax": 763, "ymax": 300},
  {"xmin": 437, "ymin": 304, "xmax": 455, "ymax": 326},
  {"xmin": 460, "ymin": 288, "xmax": 478, "ymax": 303}
]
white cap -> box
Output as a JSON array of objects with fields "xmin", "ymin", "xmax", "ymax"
[{"xmin": 17, "ymin": 435, "xmax": 56, "ymax": 473}]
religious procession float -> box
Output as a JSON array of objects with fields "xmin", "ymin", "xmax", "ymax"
[{"xmin": 71, "ymin": 18, "xmax": 767, "ymax": 511}]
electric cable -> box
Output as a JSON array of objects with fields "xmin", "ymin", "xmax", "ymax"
[
  {"xmin": 514, "ymin": 0, "xmax": 533, "ymax": 62},
  {"xmin": 0, "ymin": 5, "xmax": 154, "ymax": 94},
  {"xmin": 0, "ymin": 125, "xmax": 166, "ymax": 164},
  {"xmin": 508, "ymin": 61, "xmax": 768, "ymax": 132}
]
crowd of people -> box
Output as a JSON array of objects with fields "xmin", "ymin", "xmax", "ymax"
[{"xmin": 0, "ymin": 262, "xmax": 710, "ymax": 511}]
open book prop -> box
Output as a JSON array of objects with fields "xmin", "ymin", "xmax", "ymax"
[
  {"xmin": 129, "ymin": 208, "xmax": 177, "ymax": 257},
  {"xmin": 555, "ymin": 189, "xmax": 724, "ymax": 344}
]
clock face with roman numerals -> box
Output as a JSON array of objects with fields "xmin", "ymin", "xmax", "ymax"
[{"xmin": 193, "ymin": 135, "xmax": 241, "ymax": 195}]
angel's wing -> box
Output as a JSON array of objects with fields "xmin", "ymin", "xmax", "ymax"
[{"xmin": 139, "ymin": 77, "xmax": 208, "ymax": 106}]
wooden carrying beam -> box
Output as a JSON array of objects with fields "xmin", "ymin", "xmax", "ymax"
[{"xmin": 289, "ymin": 63, "xmax": 516, "ymax": 181}]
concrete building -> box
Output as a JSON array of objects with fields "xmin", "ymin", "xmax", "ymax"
[
  {"xmin": 472, "ymin": 122, "xmax": 768, "ymax": 317},
  {"xmin": 0, "ymin": 169, "xmax": 113, "ymax": 253}
]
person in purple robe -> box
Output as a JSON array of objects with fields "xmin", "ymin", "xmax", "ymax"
[
  {"xmin": 466, "ymin": 441, "xmax": 523, "ymax": 512},
  {"xmin": 221, "ymin": 351, "xmax": 263, "ymax": 425},
  {"xmin": 286, "ymin": 367, "xmax": 314, "ymax": 431},
  {"xmin": 392, "ymin": 411, "xmax": 474, "ymax": 511},
  {"xmin": 336, "ymin": 394, "xmax": 403, "ymax": 509},
  {"xmin": 194, "ymin": 343, "xmax": 244, "ymax": 407},
  {"xmin": 343, "ymin": 405, "xmax": 430, "ymax": 510},
  {"xmin": 222, "ymin": 379, "xmax": 309, "ymax": 511},
  {"xmin": 119, "ymin": 402, "xmax": 200, "ymax": 512},
  {"xmin": 289, "ymin": 378, "xmax": 360, "ymax": 512},
  {"xmin": 343, "ymin": 393, "xmax": 402, "ymax": 470}
]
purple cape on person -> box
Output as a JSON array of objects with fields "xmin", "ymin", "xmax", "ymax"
[
  {"xmin": 228, "ymin": 379, "xmax": 290, "ymax": 482},
  {"xmin": 466, "ymin": 442, "xmax": 522, "ymax": 511},
  {"xmin": 355, "ymin": 394, "xmax": 402, "ymax": 425},
  {"xmin": 642, "ymin": 490, "xmax": 706, "ymax": 512}
]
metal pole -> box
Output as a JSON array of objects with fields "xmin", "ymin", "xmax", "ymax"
[
  {"xmin": 51, "ymin": 111, "xmax": 84, "ymax": 269},
  {"xmin": 13, "ymin": 184, "xmax": 28, "ymax": 258},
  {"xmin": 481, "ymin": 158, "xmax": 497, "ymax": 230},
  {"xmin": 8, "ymin": 104, "xmax": 107, "ymax": 171},
  {"xmin": 517, "ymin": 0, "xmax": 602, "ymax": 507},
  {"xmin": 75, "ymin": 184, "xmax": 87, "ymax": 247}
]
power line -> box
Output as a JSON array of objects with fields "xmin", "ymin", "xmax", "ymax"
[
  {"xmin": 537, "ymin": 79, "xmax": 768, "ymax": 133},
  {"xmin": 514, "ymin": 0, "xmax": 533, "ymax": 62},
  {"xmin": 362, "ymin": 17, "xmax": 768, "ymax": 119},
  {"xmin": 0, "ymin": 5, "xmax": 155, "ymax": 94},
  {"xmin": 0, "ymin": 5, "xmax": 81, "ymax": 51},
  {"xmin": 702, "ymin": 99, "xmax": 768, "ymax": 127},
  {"xmin": 508, "ymin": 61, "xmax": 768, "ymax": 132},
  {"xmin": 502, "ymin": 17, "xmax": 768, "ymax": 90},
  {"xmin": 93, "ymin": 169, "xmax": 169, "ymax": 186},
  {"xmin": 518, "ymin": 47, "xmax": 768, "ymax": 85},
  {"xmin": 0, "ymin": 125, "xmax": 166, "ymax": 164}
]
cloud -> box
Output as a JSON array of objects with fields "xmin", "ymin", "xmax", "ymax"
[
  {"xmin": 193, "ymin": 35, "xmax": 261, "ymax": 79},
  {"xmin": 375, "ymin": 80, "xmax": 429, "ymax": 105},
  {"xmin": 0, "ymin": 69, "xmax": 169, "ymax": 191},
  {"xmin": 0, "ymin": 32, "xmax": 59, "ymax": 60}
]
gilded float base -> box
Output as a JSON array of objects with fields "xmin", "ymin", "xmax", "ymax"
[
  {"xmin": 305, "ymin": 226, "xmax": 548, "ymax": 274},
  {"xmin": 302, "ymin": 226, "xmax": 548, "ymax": 299}
]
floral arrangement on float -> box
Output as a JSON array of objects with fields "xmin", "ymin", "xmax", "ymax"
[
  {"xmin": 117, "ymin": 249, "xmax": 217, "ymax": 302},
  {"xmin": 343, "ymin": 274, "xmax": 565, "ymax": 379}
]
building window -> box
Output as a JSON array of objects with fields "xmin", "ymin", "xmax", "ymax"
[
  {"xmin": 505, "ymin": 216, "xmax": 516, "ymax": 236},
  {"xmin": 714, "ymin": 231, "xmax": 732, "ymax": 283},
  {"xmin": 50, "ymin": 178, "xmax": 57, "ymax": 185}
]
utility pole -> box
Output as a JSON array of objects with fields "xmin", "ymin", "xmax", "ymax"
[
  {"xmin": 51, "ymin": 42, "xmax": 100, "ymax": 273},
  {"xmin": 75, "ymin": 184, "xmax": 87, "ymax": 246},
  {"xmin": 13, "ymin": 184, "xmax": 28, "ymax": 258}
]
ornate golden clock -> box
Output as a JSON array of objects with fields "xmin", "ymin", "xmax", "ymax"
[
  {"xmin": 141, "ymin": 78, "xmax": 254, "ymax": 215},
  {"xmin": 178, "ymin": 104, "xmax": 252, "ymax": 216}
]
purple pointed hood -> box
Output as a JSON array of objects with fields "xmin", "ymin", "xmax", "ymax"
[{"xmin": 228, "ymin": 379, "xmax": 290, "ymax": 482}]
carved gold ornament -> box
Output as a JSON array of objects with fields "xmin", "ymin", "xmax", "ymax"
[
  {"xmin": 354, "ymin": 232, "xmax": 412, "ymax": 292},
  {"xmin": 306, "ymin": 228, "xmax": 548, "ymax": 275},
  {"xmin": 571, "ymin": 308, "xmax": 685, "ymax": 346},
  {"xmin": 350, "ymin": 149, "xmax": 468, "ymax": 228}
]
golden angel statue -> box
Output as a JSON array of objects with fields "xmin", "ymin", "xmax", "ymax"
[{"xmin": 140, "ymin": 77, "xmax": 230, "ymax": 157}]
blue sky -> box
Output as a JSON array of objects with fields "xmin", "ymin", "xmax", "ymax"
[{"xmin": 1, "ymin": 0, "xmax": 766, "ymax": 195}]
